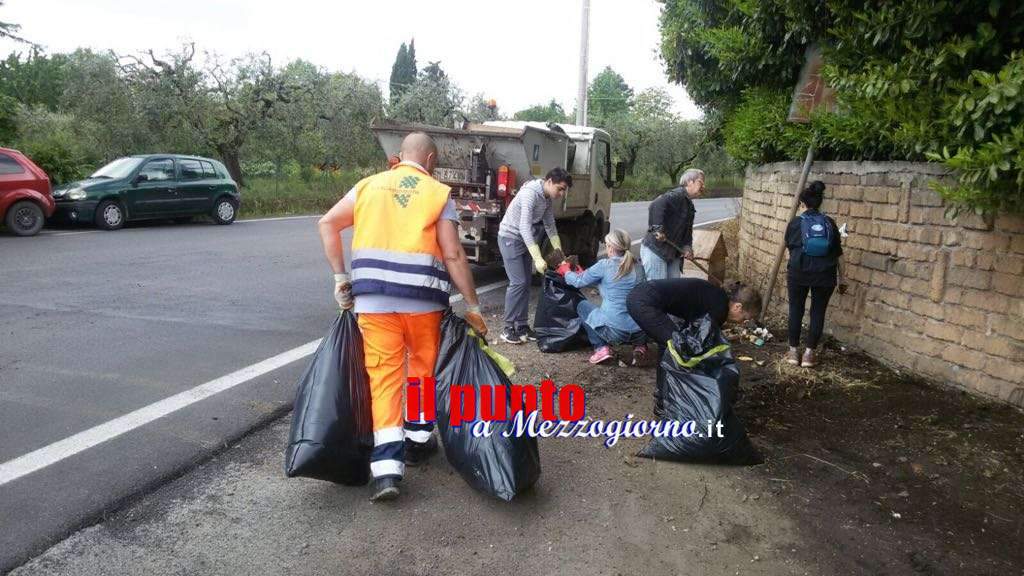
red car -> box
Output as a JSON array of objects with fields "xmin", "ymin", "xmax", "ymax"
[{"xmin": 0, "ymin": 147, "xmax": 55, "ymax": 236}]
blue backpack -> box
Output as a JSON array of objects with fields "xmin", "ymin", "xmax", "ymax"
[{"xmin": 800, "ymin": 211, "xmax": 831, "ymax": 257}]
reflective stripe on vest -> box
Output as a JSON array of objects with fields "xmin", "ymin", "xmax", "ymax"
[{"xmin": 351, "ymin": 248, "xmax": 451, "ymax": 306}]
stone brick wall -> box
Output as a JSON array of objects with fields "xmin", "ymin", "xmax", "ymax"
[{"xmin": 739, "ymin": 161, "xmax": 1024, "ymax": 407}]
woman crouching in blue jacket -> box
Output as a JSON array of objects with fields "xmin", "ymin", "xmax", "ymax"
[{"xmin": 558, "ymin": 228, "xmax": 648, "ymax": 365}]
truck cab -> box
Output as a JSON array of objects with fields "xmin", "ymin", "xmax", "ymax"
[{"xmin": 371, "ymin": 120, "xmax": 620, "ymax": 266}]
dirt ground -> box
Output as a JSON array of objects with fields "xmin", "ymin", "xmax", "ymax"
[
  {"xmin": 10, "ymin": 221, "xmax": 1024, "ymax": 576},
  {"xmin": 720, "ymin": 218, "xmax": 1023, "ymax": 574}
]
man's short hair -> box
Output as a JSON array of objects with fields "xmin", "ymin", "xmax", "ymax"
[
  {"xmin": 545, "ymin": 167, "xmax": 573, "ymax": 188},
  {"xmin": 679, "ymin": 168, "xmax": 705, "ymax": 186}
]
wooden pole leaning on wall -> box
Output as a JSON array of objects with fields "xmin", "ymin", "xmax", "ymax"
[{"xmin": 759, "ymin": 138, "xmax": 817, "ymax": 322}]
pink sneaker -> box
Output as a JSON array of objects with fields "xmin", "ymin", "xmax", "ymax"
[{"xmin": 589, "ymin": 346, "xmax": 614, "ymax": 364}]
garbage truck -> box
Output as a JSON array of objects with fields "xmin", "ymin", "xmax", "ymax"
[{"xmin": 371, "ymin": 120, "xmax": 623, "ymax": 266}]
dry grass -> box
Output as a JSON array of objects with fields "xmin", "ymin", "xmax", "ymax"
[{"xmin": 773, "ymin": 359, "xmax": 881, "ymax": 393}]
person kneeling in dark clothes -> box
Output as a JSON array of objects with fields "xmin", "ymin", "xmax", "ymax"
[
  {"xmin": 626, "ymin": 278, "xmax": 761, "ymax": 363},
  {"xmin": 784, "ymin": 180, "xmax": 846, "ymax": 368}
]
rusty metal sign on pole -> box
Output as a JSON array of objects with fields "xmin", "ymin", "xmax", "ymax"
[{"xmin": 759, "ymin": 45, "xmax": 836, "ymax": 321}]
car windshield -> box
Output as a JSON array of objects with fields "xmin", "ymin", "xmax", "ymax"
[{"xmin": 90, "ymin": 157, "xmax": 143, "ymax": 179}]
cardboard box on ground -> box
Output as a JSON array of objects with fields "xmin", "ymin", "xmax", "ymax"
[{"xmin": 682, "ymin": 229, "xmax": 728, "ymax": 282}]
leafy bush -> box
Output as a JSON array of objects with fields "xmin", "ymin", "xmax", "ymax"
[
  {"xmin": 723, "ymin": 88, "xmax": 809, "ymax": 165},
  {"xmin": 660, "ymin": 0, "xmax": 1024, "ymax": 213},
  {"xmin": 14, "ymin": 105, "xmax": 101, "ymax": 183},
  {"xmin": 928, "ymin": 52, "xmax": 1024, "ymax": 213},
  {"xmin": 240, "ymin": 169, "xmax": 370, "ymax": 217}
]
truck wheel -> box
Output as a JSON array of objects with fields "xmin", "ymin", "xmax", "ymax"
[
  {"xmin": 4, "ymin": 200, "xmax": 45, "ymax": 236},
  {"xmin": 577, "ymin": 216, "xmax": 600, "ymax": 268}
]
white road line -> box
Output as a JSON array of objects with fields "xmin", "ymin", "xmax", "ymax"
[
  {"xmin": 450, "ymin": 279, "xmax": 508, "ymax": 303},
  {"xmin": 0, "ymin": 339, "xmax": 320, "ymax": 487},
  {"xmin": 41, "ymin": 230, "xmax": 101, "ymax": 237},
  {"xmin": 0, "ymin": 278, "xmax": 511, "ymax": 485},
  {"xmin": 694, "ymin": 216, "xmax": 736, "ymax": 228},
  {"xmin": 0, "ymin": 216, "xmax": 738, "ymax": 484},
  {"xmin": 237, "ymin": 215, "xmax": 320, "ymax": 223}
]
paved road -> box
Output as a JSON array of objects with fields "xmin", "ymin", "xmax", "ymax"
[{"xmin": 0, "ymin": 197, "xmax": 738, "ymax": 572}]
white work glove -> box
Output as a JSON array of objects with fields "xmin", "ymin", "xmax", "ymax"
[
  {"xmin": 464, "ymin": 304, "xmax": 488, "ymax": 337},
  {"xmin": 334, "ymin": 272, "xmax": 353, "ymax": 310}
]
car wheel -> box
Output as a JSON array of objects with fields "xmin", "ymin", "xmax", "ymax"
[
  {"xmin": 95, "ymin": 200, "xmax": 125, "ymax": 230},
  {"xmin": 211, "ymin": 197, "xmax": 238, "ymax": 225},
  {"xmin": 4, "ymin": 200, "xmax": 45, "ymax": 236}
]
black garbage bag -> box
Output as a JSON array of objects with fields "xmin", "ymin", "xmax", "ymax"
[
  {"xmin": 638, "ymin": 314, "xmax": 756, "ymax": 463},
  {"xmin": 435, "ymin": 309, "xmax": 541, "ymax": 501},
  {"xmin": 534, "ymin": 271, "xmax": 589, "ymax": 352},
  {"xmin": 284, "ymin": 310, "xmax": 373, "ymax": 485}
]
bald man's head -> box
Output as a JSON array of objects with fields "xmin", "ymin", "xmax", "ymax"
[{"xmin": 399, "ymin": 132, "xmax": 438, "ymax": 173}]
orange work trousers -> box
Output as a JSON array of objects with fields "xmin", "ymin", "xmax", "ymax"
[{"xmin": 357, "ymin": 311, "xmax": 442, "ymax": 478}]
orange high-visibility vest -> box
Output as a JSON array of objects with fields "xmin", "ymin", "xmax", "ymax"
[{"xmin": 350, "ymin": 163, "xmax": 452, "ymax": 305}]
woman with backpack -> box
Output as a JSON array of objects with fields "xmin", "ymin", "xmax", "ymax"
[{"xmin": 785, "ymin": 180, "xmax": 845, "ymax": 368}]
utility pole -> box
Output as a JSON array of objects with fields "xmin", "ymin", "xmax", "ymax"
[{"xmin": 576, "ymin": 0, "xmax": 590, "ymax": 126}]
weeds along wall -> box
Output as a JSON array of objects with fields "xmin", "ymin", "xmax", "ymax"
[{"xmin": 739, "ymin": 162, "xmax": 1024, "ymax": 407}]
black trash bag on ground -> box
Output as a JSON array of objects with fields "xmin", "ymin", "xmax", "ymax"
[
  {"xmin": 534, "ymin": 271, "xmax": 589, "ymax": 352},
  {"xmin": 435, "ymin": 309, "xmax": 541, "ymax": 501},
  {"xmin": 638, "ymin": 314, "xmax": 757, "ymax": 464},
  {"xmin": 284, "ymin": 310, "xmax": 373, "ymax": 485}
]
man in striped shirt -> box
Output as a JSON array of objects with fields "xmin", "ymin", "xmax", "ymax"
[{"xmin": 497, "ymin": 167, "xmax": 572, "ymax": 344}]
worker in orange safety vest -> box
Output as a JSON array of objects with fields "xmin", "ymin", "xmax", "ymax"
[{"xmin": 317, "ymin": 132, "xmax": 487, "ymax": 502}]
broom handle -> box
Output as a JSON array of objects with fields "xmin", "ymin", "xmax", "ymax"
[{"xmin": 660, "ymin": 237, "xmax": 722, "ymax": 285}]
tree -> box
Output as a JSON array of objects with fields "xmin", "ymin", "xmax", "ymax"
[
  {"xmin": 317, "ymin": 70, "xmax": 385, "ymax": 167},
  {"xmin": 464, "ymin": 94, "xmax": 500, "ymax": 122},
  {"xmin": 61, "ymin": 49, "xmax": 155, "ymax": 158},
  {"xmin": 0, "ymin": 1, "xmax": 33, "ymax": 45},
  {"xmin": 588, "ymin": 66, "xmax": 633, "ymax": 125},
  {"xmin": 512, "ymin": 99, "xmax": 569, "ymax": 123},
  {"xmin": 120, "ymin": 44, "xmax": 297, "ymax": 186},
  {"xmin": 646, "ymin": 118, "xmax": 700, "ymax": 184},
  {"xmin": 0, "ymin": 93, "xmax": 16, "ymax": 144},
  {"xmin": 0, "ymin": 49, "xmax": 70, "ymax": 111},
  {"xmin": 389, "ymin": 61, "xmax": 462, "ymax": 127},
  {"xmin": 388, "ymin": 39, "xmax": 417, "ymax": 103},
  {"xmin": 604, "ymin": 87, "xmax": 675, "ymax": 175}
]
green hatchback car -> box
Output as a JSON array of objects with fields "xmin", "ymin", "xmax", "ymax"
[{"xmin": 52, "ymin": 154, "xmax": 241, "ymax": 230}]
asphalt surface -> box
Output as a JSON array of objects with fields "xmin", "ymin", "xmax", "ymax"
[{"xmin": 0, "ymin": 198, "xmax": 738, "ymax": 572}]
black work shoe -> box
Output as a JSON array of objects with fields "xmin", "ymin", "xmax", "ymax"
[
  {"xmin": 500, "ymin": 328, "xmax": 526, "ymax": 344},
  {"xmin": 404, "ymin": 435, "xmax": 439, "ymax": 467},
  {"xmin": 522, "ymin": 326, "xmax": 539, "ymax": 341},
  {"xmin": 370, "ymin": 477, "xmax": 400, "ymax": 502}
]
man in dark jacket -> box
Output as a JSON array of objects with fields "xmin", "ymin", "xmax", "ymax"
[{"xmin": 641, "ymin": 169, "xmax": 704, "ymax": 281}]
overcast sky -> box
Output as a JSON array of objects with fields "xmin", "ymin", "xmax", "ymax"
[{"xmin": 0, "ymin": 0, "xmax": 702, "ymax": 120}]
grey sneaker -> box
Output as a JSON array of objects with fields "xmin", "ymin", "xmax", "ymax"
[
  {"xmin": 801, "ymin": 348, "xmax": 817, "ymax": 368},
  {"xmin": 785, "ymin": 347, "xmax": 801, "ymax": 365}
]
